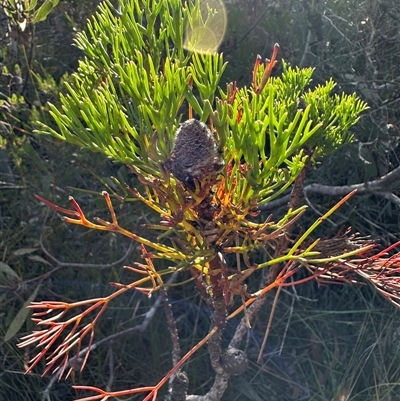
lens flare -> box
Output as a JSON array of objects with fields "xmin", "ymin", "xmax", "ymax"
[{"xmin": 184, "ymin": 0, "xmax": 227, "ymax": 54}]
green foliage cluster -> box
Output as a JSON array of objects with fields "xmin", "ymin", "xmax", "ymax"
[
  {"xmin": 222, "ymin": 0, "xmax": 400, "ymax": 244},
  {"xmin": 37, "ymin": 0, "xmax": 366, "ymax": 207}
]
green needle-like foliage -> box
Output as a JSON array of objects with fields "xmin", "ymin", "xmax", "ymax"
[{"xmin": 36, "ymin": 0, "xmax": 367, "ymax": 208}]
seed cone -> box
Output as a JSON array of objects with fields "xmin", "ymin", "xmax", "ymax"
[{"xmin": 163, "ymin": 119, "xmax": 224, "ymax": 185}]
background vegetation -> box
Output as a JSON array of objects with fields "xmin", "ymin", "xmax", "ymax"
[{"xmin": 1, "ymin": 0, "xmax": 400, "ymax": 400}]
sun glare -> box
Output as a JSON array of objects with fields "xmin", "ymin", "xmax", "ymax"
[{"xmin": 184, "ymin": 0, "xmax": 227, "ymax": 54}]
